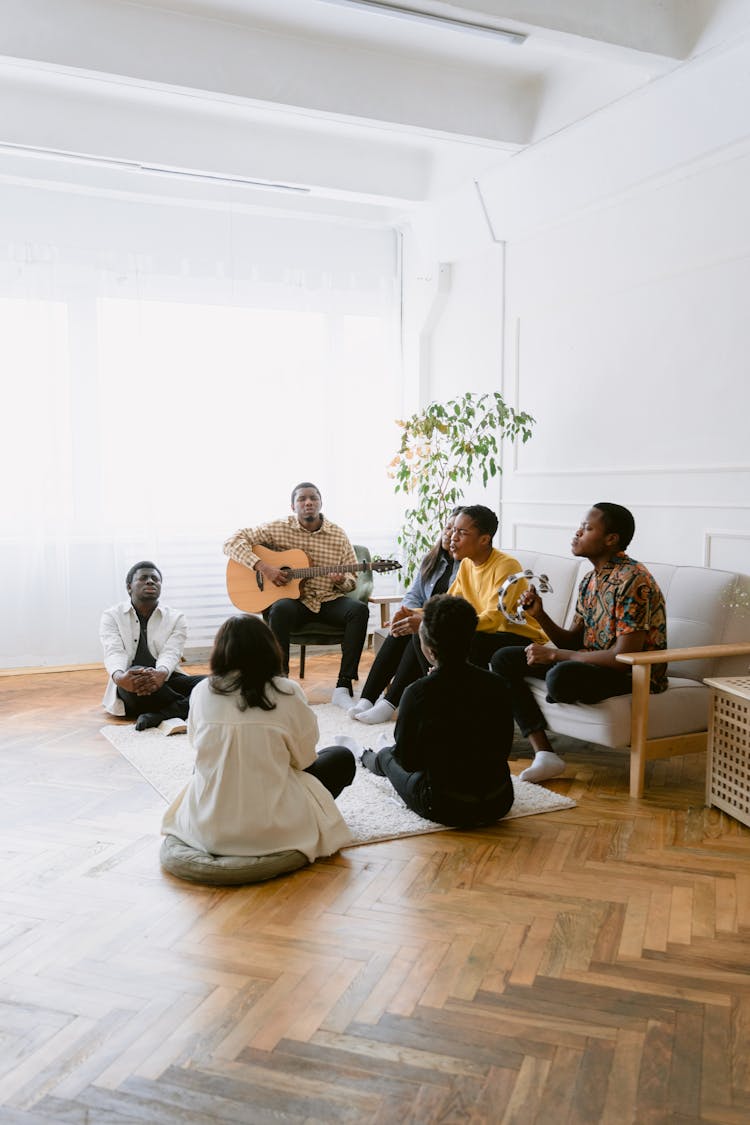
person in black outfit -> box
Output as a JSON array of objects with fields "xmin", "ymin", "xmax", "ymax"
[{"xmin": 359, "ymin": 594, "xmax": 515, "ymax": 828}]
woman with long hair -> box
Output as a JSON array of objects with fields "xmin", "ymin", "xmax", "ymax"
[
  {"xmin": 162, "ymin": 615, "xmax": 355, "ymax": 860},
  {"xmin": 350, "ymin": 507, "xmax": 463, "ymax": 725}
]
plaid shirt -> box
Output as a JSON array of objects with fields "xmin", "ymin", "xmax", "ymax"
[
  {"xmin": 223, "ymin": 515, "xmax": 358, "ymax": 613},
  {"xmin": 574, "ymin": 553, "xmax": 668, "ymax": 693}
]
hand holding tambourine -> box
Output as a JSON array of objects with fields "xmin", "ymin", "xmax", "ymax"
[{"xmin": 497, "ymin": 570, "xmax": 553, "ymax": 625}]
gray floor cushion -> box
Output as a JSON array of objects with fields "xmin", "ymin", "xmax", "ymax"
[{"xmin": 160, "ymin": 834, "xmax": 309, "ymax": 886}]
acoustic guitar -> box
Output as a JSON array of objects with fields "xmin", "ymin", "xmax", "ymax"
[{"xmin": 226, "ymin": 545, "xmax": 401, "ymax": 614}]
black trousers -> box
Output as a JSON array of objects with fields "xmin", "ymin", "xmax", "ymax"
[
  {"xmin": 304, "ymin": 745, "xmax": 356, "ymax": 798},
  {"xmin": 266, "ymin": 596, "xmax": 369, "ymax": 681},
  {"xmin": 490, "ymin": 646, "xmax": 634, "ymax": 737},
  {"xmin": 363, "ymin": 745, "xmax": 514, "ymax": 828},
  {"xmin": 117, "ymin": 671, "xmax": 205, "ymax": 720},
  {"xmin": 360, "ymin": 632, "xmax": 423, "ymax": 707}
]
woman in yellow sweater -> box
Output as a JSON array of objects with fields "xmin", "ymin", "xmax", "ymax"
[{"xmin": 403, "ymin": 504, "xmax": 548, "ymax": 671}]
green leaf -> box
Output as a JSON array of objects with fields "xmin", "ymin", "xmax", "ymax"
[{"xmin": 387, "ymin": 391, "xmax": 535, "ymax": 580}]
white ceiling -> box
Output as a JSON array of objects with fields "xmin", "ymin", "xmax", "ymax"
[{"xmin": 1, "ymin": 0, "xmax": 749, "ymax": 221}]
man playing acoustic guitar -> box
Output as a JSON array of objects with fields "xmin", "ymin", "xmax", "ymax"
[{"xmin": 223, "ymin": 482, "xmax": 370, "ymax": 709}]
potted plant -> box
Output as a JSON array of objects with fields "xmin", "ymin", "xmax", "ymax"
[{"xmin": 389, "ymin": 391, "xmax": 535, "ymax": 585}]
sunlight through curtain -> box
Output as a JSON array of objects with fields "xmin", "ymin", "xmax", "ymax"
[{"xmin": 0, "ymin": 182, "xmax": 402, "ymax": 666}]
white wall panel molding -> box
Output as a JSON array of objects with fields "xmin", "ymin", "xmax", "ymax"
[
  {"xmin": 478, "ymin": 35, "xmax": 750, "ymax": 240},
  {"xmin": 505, "ymin": 520, "xmax": 569, "ymax": 549},
  {"xmin": 508, "ymin": 315, "xmax": 523, "ymax": 473},
  {"xmin": 502, "ymin": 499, "xmax": 750, "ymax": 511},
  {"xmin": 511, "ymin": 464, "xmax": 750, "ymax": 478},
  {"xmin": 501, "ymin": 517, "xmax": 750, "ymax": 570},
  {"xmin": 491, "ymin": 132, "xmax": 750, "ymax": 248},
  {"xmin": 704, "ymin": 531, "xmax": 750, "ymax": 569}
]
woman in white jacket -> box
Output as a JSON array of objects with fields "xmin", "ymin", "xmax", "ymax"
[{"xmin": 162, "ymin": 615, "xmax": 355, "ymax": 861}]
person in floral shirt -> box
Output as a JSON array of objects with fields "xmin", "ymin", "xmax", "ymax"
[{"xmin": 491, "ymin": 503, "xmax": 667, "ymax": 783}]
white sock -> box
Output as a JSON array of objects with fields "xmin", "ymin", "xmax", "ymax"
[
  {"xmin": 331, "ymin": 686, "xmax": 354, "ymax": 710},
  {"xmin": 333, "ymin": 733, "xmax": 365, "ymax": 760},
  {"xmin": 354, "ymin": 698, "xmax": 396, "ymax": 725},
  {"xmin": 519, "ymin": 751, "xmax": 566, "ymax": 783},
  {"xmin": 348, "ymin": 697, "xmax": 373, "ymax": 717}
]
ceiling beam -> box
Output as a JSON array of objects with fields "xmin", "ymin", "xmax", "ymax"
[{"xmin": 1, "ymin": 0, "xmax": 539, "ymax": 145}]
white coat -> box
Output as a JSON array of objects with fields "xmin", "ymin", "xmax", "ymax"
[{"xmin": 162, "ymin": 677, "xmax": 352, "ymax": 860}]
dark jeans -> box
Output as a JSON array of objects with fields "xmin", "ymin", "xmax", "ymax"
[
  {"xmin": 490, "ymin": 646, "xmax": 633, "ymax": 737},
  {"xmin": 305, "ymin": 745, "xmax": 356, "ymax": 798},
  {"xmin": 117, "ymin": 671, "xmax": 205, "ymax": 720},
  {"xmin": 266, "ymin": 596, "xmax": 369, "ymax": 682},
  {"xmin": 360, "ymin": 632, "xmax": 423, "ymax": 706},
  {"xmin": 361, "ymin": 745, "xmax": 433, "ymax": 818},
  {"xmin": 362, "ymin": 745, "xmax": 514, "ymax": 829},
  {"xmin": 412, "ymin": 628, "xmax": 531, "ymax": 676}
]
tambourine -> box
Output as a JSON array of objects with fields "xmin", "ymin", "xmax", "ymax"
[{"xmin": 497, "ymin": 570, "xmax": 553, "ymax": 626}]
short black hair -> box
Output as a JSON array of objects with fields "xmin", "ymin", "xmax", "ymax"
[
  {"xmin": 458, "ymin": 504, "xmax": 498, "ymax": 540},
  {"xmin": 593, "ymin": 503, "xmax": 636, "ymax": 550},
  {"xmin": 420, "ymin": 594, "xmax": 478, "ymax": 666},
  {"xmin": 291, "ymin": 481, "xmax": 321, "ymax": 506},
  {"xmin": 126, "ymin": 560, "xmax": 162, "ymax": 587}
]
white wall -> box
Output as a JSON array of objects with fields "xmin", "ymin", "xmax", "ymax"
[
  {"xmin": 500, "ymin": 144, "xmax": 750, "ymax": 567},
  {"xmin": 405, "ymin": 37, "xmax": 750, "ymax": 572},
  {"xmin": 399, "ymin": 183, "xmax": 508, "ymax": 515}
]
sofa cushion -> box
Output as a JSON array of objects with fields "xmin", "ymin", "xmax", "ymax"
[
  {"xmin": 527, "ymin": 676, "xmax": 710, "ymax": 749},
  {"xmin": 644, "ymin": 565, "xmax": 739, "ymax": 681}
]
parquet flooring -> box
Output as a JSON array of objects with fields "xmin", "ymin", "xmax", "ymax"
[{"xmin": 2, "ymin": 651, "xmax": 750, "ymax": 1123}]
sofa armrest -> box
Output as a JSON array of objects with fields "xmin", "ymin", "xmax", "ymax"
[
  {"xmin": 616, "ymin": 641, "xmax": 750, "ymax": 667},
  {"xmin": 616, "ymin": 640, "xmax": 750, "ymax": 798}
]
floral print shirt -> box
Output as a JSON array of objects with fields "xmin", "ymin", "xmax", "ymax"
[{"xmin": 574, "ymin": 553, "xmax": 668, "ymax": 693}]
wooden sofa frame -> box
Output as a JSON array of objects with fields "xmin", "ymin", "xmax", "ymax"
[{"xmin": 617, "ymin": 642, "xmax": 750, "ymax": 798}]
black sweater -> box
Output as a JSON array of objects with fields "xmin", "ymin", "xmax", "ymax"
[{"xmin": 392, "ymin": 662, "xmax": 514, "ymax": 806}]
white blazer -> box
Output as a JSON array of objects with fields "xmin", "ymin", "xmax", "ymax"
[{"xmin": 99, "ymin": 600, "xmax": 187, "ymax": 715}]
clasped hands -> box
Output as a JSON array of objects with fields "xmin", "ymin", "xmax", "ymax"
[
  {"xmin": 388, "ymin": 606, "xmax": 421, "ymax": 637},
  {"xmin": 116, "ymin": 666, "xmax": 168, "ymax": 695}
]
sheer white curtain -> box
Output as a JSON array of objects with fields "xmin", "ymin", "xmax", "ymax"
[{"xmin": 0, "ymin": 181, "xmax": 403, "ymax": 667}]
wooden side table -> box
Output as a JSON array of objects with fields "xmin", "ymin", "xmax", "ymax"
[
  {"xmin": 368, "ymin": 594, "xmax": 402, "ymax": 628},
  {"xmin": 367, "ymin": 594, "xmax": 402, "ymax": 652},
  {"xmin": 704, "ymin": 676, "xmax": 750, "ymax": 827}
]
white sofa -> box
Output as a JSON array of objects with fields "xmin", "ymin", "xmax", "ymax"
[{"xmin": 508, "ymin": 549, "xmax": 750, "ymax": 798}]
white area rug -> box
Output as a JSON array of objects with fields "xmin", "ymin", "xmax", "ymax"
[{"xmin": 100, "ymin": 703, "xmax": 575, "ymax": 846}]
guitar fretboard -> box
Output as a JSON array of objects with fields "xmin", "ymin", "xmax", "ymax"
[{"xmin": 286, "ymin": 562, "xmax": 364, "ymax": 580}]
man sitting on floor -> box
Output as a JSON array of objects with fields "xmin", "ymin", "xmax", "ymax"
[
  {"xmin": 99, "ymin": 561, "xmax": 204, "ymax": 730},
  {"xmin": 491, "ymin": 503, "xmax": 667, "ymax": 783}
]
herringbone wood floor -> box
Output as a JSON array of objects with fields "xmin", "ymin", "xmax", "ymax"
[{"xmin": 2, "ymin": 651, "xmax": 750, "ymax": 1124}]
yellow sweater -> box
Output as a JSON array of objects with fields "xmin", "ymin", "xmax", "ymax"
[{"xmin": 448, "ymin": 549, "xmax": 548, "ymax": 642}]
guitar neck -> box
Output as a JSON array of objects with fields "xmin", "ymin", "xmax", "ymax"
[{"xmin": 288, "ymin": 561, "xmax": 365, "ymax": 580}]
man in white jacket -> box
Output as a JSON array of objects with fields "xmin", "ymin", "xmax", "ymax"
[{"xmin": 99, "ymin": 561, "xmax": 204, "ymax": 730}]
